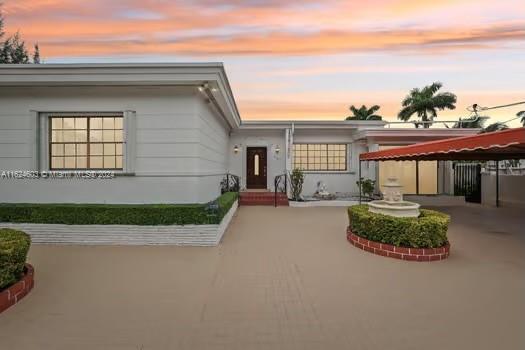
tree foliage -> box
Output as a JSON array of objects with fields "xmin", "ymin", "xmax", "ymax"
[
  {"xmin": 452, "ymin": 116, "xmax": 489, "ymax": 129},
  {"xmin": 480, "ymin": 122, "xmax": 509, "ymax": 134},
  {"xmin": 518, "ymin": 111, "xmax": 525, "ymax": 127},
  {"xmin": 397, "ymin": 82, "xmax": 456, "ymax": 128},
  {"xmin": 346, "ymin": 105, "xmax": 382, "ymax": 121},
  {"xmin": 0, "ymin": 6, "xmax": 40, "ymax": 64}
]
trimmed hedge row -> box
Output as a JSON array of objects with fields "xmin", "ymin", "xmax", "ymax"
[
  {"xmin": 348, "ymin": 204, "xmax": 450, "ymax": 248},
  {"xmin": 0, "ymin": 192, "xmax": 238, "ymax": 226},
  {"xmin": 0, "ymin": 229, "xmax": 31, "ymax": 290}
]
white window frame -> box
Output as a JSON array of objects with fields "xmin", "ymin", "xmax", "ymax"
[{"xmin": 38, "ymin": 111, "xmax": 136, "ymax": 174}]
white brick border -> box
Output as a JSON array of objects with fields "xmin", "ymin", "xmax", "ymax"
[{"xmin": 0, "ymin": 200, "xmax": 238, "ymax": 246}]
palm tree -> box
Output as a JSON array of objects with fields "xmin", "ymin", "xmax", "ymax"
[
  {"xmin": 398, "ymin": 82, "xmax": 457, "ymax": 128},
  {"xmin": 517, "ymin": 111, "xmax": 525, "ymax": 126},
  {"xmin": 346, "ymin": 105, "xmax": 382, "ymax": 121},
  {"xmin": 452, "ymin": 116, "xmax": 489, "ymax": 128}
]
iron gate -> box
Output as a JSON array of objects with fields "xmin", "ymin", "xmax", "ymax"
[{"xmin": 453, "ymin": 163, "xmax": 482, "ymax": 203}]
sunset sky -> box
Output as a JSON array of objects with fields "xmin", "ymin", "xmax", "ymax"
[{"xmin": 3, "ymin": 0, "xmax": 524, "ymax": 125}]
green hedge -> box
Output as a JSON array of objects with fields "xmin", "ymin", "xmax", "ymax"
[
  {"xmin": 0, "ymin": 192, "xmax": 238, "ymax": 226},
  {"xmin": 0, "ymin": 229, "xmax": 31, "ymax": 290},
  {"xmin": 348, "ymin": 204, "xmax": 450, "ymax": 248}
]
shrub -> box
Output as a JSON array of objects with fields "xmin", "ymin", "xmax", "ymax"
[
  {"xmin": 0, "ymin": 229, "xmax": 31, "ymax": 290},
  {"xmin": 356, "ymin": 177, "xmax": 375, "ymax": 198},
  {"xmin": 0, "ymin": 192, "xmax": 239, "ymax": 226},
  {"xmin": 348, "ymin": 204, "xmax": 450, "ymax": 248},
  {"xmin": 289, "ymin": 168, "xmax": 305, "ymax": 201}
]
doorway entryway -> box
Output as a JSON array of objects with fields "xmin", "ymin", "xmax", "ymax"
[{"xmin": 246, "ymin": 147, "xmax": 267, "ymax": 189}]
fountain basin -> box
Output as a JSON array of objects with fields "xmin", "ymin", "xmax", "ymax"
[{"xmin": 368, "ymin": 200, "xmax": 420, "ymax": 218}]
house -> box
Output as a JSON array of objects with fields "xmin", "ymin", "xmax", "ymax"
[{"xmin": 0, "ymin": 63, "xmax": 477, "ymax": 204}]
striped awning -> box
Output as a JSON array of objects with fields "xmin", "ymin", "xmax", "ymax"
[{"xmin": 360, "ymin": 127, "xmax": 525, "ymax": 161}]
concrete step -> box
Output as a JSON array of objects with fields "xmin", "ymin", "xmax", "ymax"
[{"xmin": 240, "ymin": 192, "xmax": 289, "ymax": 206}]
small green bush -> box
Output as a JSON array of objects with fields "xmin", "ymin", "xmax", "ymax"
[
  {"xmin": 348, "ymin": 204, "xmax": 450, "ymax": 248},
  {"xmin": 0, "ymin": 229, "xmax": 31, "ymax": 290},
  {"xmin": 0, "ymin": 192, "xmax": 238, "ymax": 226},
  {"xmin": 290, "ymin": 168, "xmax": 305, "ymax": 201}
]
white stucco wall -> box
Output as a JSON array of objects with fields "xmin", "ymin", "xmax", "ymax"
[
  {"xmin": 0, "ymin": 86, "xmax": 229, "ymax": 204},
  {"xmin": 228, "ymin": 130, "xmax": 286, "ymax": 190},
  {"xmin": 293, "ymin": 129, "xmax": 370, "ymax": 196}
]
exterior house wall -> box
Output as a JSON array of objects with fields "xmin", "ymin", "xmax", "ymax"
[
  {"xmin": 196, "ymin": 95, "xmax": 230, "ymax": 202},
  {"xmin": 0, "ymin": 85, "xmax": 229, "ymax": 204},
  {"xmin": 292, "ymin": 129, "xmax": 369, "ymax": 196},
  {"xmin": 228, "ymin": 130, "xmax": 286, "ymax": 190}
]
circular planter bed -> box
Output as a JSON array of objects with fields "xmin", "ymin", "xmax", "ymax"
[
  {"xmin": 0, "ymin": 264, "xmax": 34, "ymax": 313},
  {"xmin": 1, "ymin": 228, "xmax": 33, "ymax": 313},
  {"xmin": 347, "ymin": 204, "xmax": 450, "ymax": 262}
]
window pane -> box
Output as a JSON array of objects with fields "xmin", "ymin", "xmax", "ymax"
[
  {"xmin": 64, "ymin": 157, "xmax": 75, "ymax": 169},
  {"xmin": 115, "ymin": 117, "xmax": 123, "ymax": 129},
  {"xmin": 90, "ymin": 144, "xmax": 103, "ymax": 156},
  {"xmin": 90, "ymin": 156, "xmax": 103, "ymax": 168},
  {"xmin": 63, "ymin": 130, "xmax": 75, "ymax": 142},
  {"xmin": 75, "ymin": 130, "xmax": 87, "ymax": 142},
  {"xmin": 116, "ymin": 156, "xmax": 123, "ymax": 169},
  {"xmin": 90, "ymin": 130, "xmax": 102, "ymax": 142},
  {"xmin": 103, "ymin": 117, "xmax": 114, "ymax": 129},
  {"xmin": 114, "ymin": 130, "xmax": 123, "ymax": 142},
  {"xmin": 104, "ymin": 156, "xmax": 115, "ymax": 168},
  {"xmin": 103, "ymin": 130, "xmax": 115, "ymax": 142},
  {"xmin": 77, "ymin": 156, "xmax": 87, "ymax": 168},
  {"xmin": 52, "ymin": 118, "xmax": 63, "ymax": 129},
  {"xmin": 75, "ymin": 118, "xmax": 87, "ymax": 129},
  {"xmin": 50, "ymin": 115, "xmax": 124, "ymax": 170},
  {"xmin": 63, "ymin": 118, "xmax": 75, "ymax": 129},
  {"xmin": 52, "ymin": 144, "xmax": 63, "ymax": 156},
  {"xmin": 91, "ymin": 118, "xmax": 103, "ymax": 129},
  {"xmin": 292, "ymin": 143, "xmax": 346, "ymax": 171},
  {"xmin": 51, "ymin": 157, "xmax": 64, "ymax": 169},
  {"xmin": 64, "ymin": 144, "xmax": 76, "ymax": 156},
  {"xmin": 52, "ymin": 131, "xmax": 63, "ymax": 142},
  {"xmin": 77, "ymin": 144, "xmax": 87, "ymax": 156},
  {"xmin": 104, "ymin": 143, "xmax": 115, "ymax": 155}
]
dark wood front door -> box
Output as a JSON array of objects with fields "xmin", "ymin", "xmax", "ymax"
[{"xmin": 246, "ymin": 147, "xmax": 267, "ymax": 189}]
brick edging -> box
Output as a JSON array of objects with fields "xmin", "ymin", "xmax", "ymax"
[
  {"xmin": 347, "ymin": 227, "xmax": 450, "ymax": 262},
  {"xmin": 0, "ymin": 264, "xmax": 35, "ymax": 313}
]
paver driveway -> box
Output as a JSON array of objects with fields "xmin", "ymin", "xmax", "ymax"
[{"xmin": 1, "ymin": 204, "xmax": 524, "ymax": 350}]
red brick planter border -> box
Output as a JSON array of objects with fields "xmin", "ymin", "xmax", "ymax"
[
  {"xmin": 0, "ymin": 264, "xmax": 34, "ymax": 314},
  {"xmin": 347, "ymin": 227, "xmax": 449, "ymax": 262}
]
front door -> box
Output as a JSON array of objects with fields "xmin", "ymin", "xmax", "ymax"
[{"xmin": 246, "ymin": 147, "xmax": 267, "ymax": 189}]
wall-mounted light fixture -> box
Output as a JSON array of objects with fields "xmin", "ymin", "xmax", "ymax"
[
  {"xmin": 233, "ymin": 145, "xmax": 239, "ymax": 154},
  {"xmin": 275, "ymin": 145, "xmax": 281, "ymax": 154}
]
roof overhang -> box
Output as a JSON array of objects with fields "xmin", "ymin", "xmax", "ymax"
[
  {"xmin": 0, "ymin": 63, "xmax": 241, "ymax": 128},
  {"xmin": 354, "ymin": 128, "xmax": 480, "ymax": 144},
  {"xmin": 360, "ymin": 128, "xmax": 525, "ymax": 161}
]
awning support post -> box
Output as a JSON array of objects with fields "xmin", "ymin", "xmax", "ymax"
[
  {"xmin": 496, "ymin": 160, "xmax": 500, "ymax": 208},
  {"xmin": 415, "ymin": 160, "xmax": 420, "ymax": 195},
  {"xmin": 358, "ymin": 160, "xmax": 362, "ymax": 205}
]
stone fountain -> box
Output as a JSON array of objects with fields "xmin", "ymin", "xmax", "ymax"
[{"xmin": 368, "ymin": 177, "xmax": 420, "ymax": 217}]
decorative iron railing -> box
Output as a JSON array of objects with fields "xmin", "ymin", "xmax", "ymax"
[
  {"xmin": 274, "ymin": 173, "xmax": 288, "ymax": 207},
  {"xmin": 221, "ymin": 173, "xmax": 240, "ymax": 195}
]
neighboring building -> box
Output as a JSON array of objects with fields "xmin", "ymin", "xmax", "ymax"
[{"xmin": 0, "ymin": 63, "xmax": 477, "ymax": 204}]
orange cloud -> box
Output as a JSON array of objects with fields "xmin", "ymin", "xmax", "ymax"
[{"xmin": 11, "ymin": 22, "xmax": 522, "ymax": 57}]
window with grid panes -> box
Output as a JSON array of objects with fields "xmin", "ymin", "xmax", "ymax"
[
  {"xmin": 49, "ymin": 116, "xmax": 124, "ymax": 170},
  {"xmin": 293, "ymin": 144, "xmax": 347, "ymax": 171}
]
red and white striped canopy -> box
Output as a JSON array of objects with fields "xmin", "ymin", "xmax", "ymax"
[{"xmin": 360, "ymin": 128, "xmax": 525, "ymax": 161}]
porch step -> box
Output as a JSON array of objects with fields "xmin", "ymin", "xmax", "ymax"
[{"xmin": 240, "ymin": 192, "xmax": 289, "ymax": 206}]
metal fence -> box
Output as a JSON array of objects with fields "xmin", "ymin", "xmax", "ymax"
[{"xmin": 453, "ymin": 163, "xmax": 482, "ymax": 203}]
